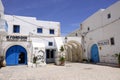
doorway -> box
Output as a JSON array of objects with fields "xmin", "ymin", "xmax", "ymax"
[
  {"xmin": 46, "ymin": 49, "xmax": 55, "ymax": 63},
  {"xmin": 6, "ymin": 45, "xmax": 27, "ymax": 66},
  {"xmin": 91, "ymin": 44, "xmax": 100, "ymax": 63},
  {"xmin": 18, "ymin": 52, "xmax": 25, "ymax": 64}
]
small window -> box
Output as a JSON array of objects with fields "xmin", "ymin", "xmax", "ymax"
[
  {"xmin": 88, "ymin": 27, "xmax": 90, "ymax": 31},
  {"xmin": 110, "ymin": 37, "xmax": 115, "ymax": 45},
  {"xmin": 13, "ymin": 25, "xmax": 20, "ymax": 33},
  {"xmin": 37, "ymin": 28, "xmax": 42, "ymax": 33},
  {"xmin": 107, "ymin": 13, "xmax": 111, "ymax": 19},
  {"xmin": 48, "ymin": 42, "xmax": 53, "ymax": 46},
  {"xmin": 75, "ymin": 33, "xmax": 78, "ymax": 36},
  {"xmin": 49, "ymin": 29, "xmax": 54, "ymax": 34}
]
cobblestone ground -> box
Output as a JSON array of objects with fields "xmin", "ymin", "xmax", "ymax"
[{"xmin": 0, "ymin": 63, "xmax": 120, "ymax": 80}]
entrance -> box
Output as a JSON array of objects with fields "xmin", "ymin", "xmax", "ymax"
[
  {"xmin": 91, "ymin": 44, "xmax": 99, "ymax": 63},
  {"xmin": 6, "ymin": 45, "xmax": 27, "ymax": 66},
  {"xmin": 46, "ymin": 49, "xmax": 55, "ymax": 63},
  {"xmin": 18, "ymin": 52, "xmax": 25, "ymax": 64}
]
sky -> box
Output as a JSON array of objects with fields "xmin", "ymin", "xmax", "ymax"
[{"xmin": 2, "ymin": 0, "xmax": 118, "ymax": 36}]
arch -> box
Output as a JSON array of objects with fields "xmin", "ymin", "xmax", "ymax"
[
  {"xmin": 65, "ymin": 40, "xmax": 83, "ymax": 62},
  {"xmin": 91, "ymin": 44, "xmax": 100, "ymax": 63},
  {"xmin": 5, "ymin": 45, "xmax": 27, "ymax": 65}
]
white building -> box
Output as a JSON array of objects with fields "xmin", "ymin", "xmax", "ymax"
[
  {"xmin": 81, "ymin": 1, "xmax": 120, "ymax": 64},
  {"xmin": 0, "ymin": 0, "xmax": 7, "ymax": 35},
  {"xmin": 2, "ymin": 14, "xmax": 63, "ymax": 66},
  {"xmin": 0, "ymin": 0, "xmax": 8, "ymax": 58},
  {"xmin": 67, "ymin": 28, "xmax": 81, "ymax": 37}
]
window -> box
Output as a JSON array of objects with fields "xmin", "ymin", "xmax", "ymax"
[
  {"xmin": 88, "ymin": 27, "xmax": 90, "ymax": 31},
  {"xmin": 107, "ymin": 13, "xmax": 111, "ymax": 19},
  {"xmin": 48, "ymin": 42, "xmax": 53, "ymax": 46},
  {"xmin": 51, "ymin": 50, "xmax": 54, "ymax": 58},
  {"xmin": 49, "ymin": 29, "xmax": 54, "ymax": 34},
  {"xmin": 37, "ymin": 28, "xmax": 42, "ymax": 33},
  {"xmin": 13, "ymin": 25, "xmax": 20, "ymax": 33},
  {"xmin": 110, "ymin": 37, "xmax": 115, "ymax": 45},
  {"xmin": 75, "ymin": 33, "xmax": 78, "ymax": 36},
  {"xmin": 46, "ymin": 50, "xmax": 50, "ymax": 58}
]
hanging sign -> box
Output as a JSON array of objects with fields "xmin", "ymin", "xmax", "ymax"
[{"xmin": 6, "ymin": 35, "xmax": 27, "ymax": 41}]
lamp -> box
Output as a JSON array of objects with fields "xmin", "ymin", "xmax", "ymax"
[{"xmin": 65, "ymin": 37, "xmax": 67, "ymax": 43}]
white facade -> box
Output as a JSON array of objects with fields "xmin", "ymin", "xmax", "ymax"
[
  {"xmin": 0, "ymin": 0, "xmax": 4, "ymax": 19},
  {"xmin": 1, "ymin": 14, "xmax": 62, "ymax": 66},
  {"xmin": 0, "ymin": 0, "xmax": 7, "ymax": 34},
  {"xmin": 67, "ymin": 28, "xmax": 81, "ymax": 37},
  {"xmin": 81, "ymin": 1, "xmax": 120, "ymax": 64},
  {"xmin": 0, "ymin": 0, "xmax": 8, "ymax": 58}
]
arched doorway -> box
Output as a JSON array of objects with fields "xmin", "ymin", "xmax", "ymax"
[
  {"xmin": 6, "ymin": 45, "xmax": 27, "ymax": 66},
  {"xmin": 91, "ymin": 44, "xmax": 99, "ymax": 63},
  {"xmin": 65, "ymin": 40, "xmax": 83, "ymax": 62}
]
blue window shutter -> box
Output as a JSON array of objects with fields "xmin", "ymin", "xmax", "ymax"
[
  {"xmin": 13, "ymin": 25, "xmax": 20, "ymax": 33},
  {"xmin": 50, "ymin": 29, "xmax": 54, "ymax": 34},
  {"xmin": 37, "ymin": 28, "xmax": 42, "ymax": 33},
  {"xmin": 49, "ymin": 42, "xmax": 53, "ymax": 46}
]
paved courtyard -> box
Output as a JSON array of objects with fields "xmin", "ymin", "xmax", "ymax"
[{"xmin": 0, "ymin": 63, "xmax": 120, "ymax": 80}]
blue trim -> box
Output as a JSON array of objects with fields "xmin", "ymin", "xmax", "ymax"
[
  {"xmin": 48, "ymin": 42, "xmax": 53, "ymax": 46},
  {"xmin": 49, "ymin": 29, "xmax": 54, "ymax": 34},
  {"xmin": 13, "ymin": 25, "xmax": 20, "ymax": 33},
  {"xmin": 6, "ymin": 45, "xmax": 27, "ymax": 66},
  {"xmin": 37, "ymin": 28, "xmax": 42, "ymax": 33},
  {"xmin": 91, "ymin": 44, "xmax": 99, "ymax": 63}
]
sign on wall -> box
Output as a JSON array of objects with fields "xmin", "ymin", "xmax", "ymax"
[
  {"xmin": 97, "ymin": 40, "xmax": 109, "ymax": 46},
  {"xmin": 6, "ymin": 35, "xmax": 27, "ymax": 41}
]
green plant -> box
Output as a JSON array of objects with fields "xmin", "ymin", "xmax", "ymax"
[
  {"xmin": 59, "ymin": 56, "xmax": 65, "ymax": 62},
  {"xmin": 60, "ymin": 46, "xmax": 64, "ymax": 52},
  {"xmin": 59, "ymin": 56, "xmax": 65, "ymax": 66},
  {"xmin": 115, "ymin": 53, "xmax": 120, "ymax": 64}
]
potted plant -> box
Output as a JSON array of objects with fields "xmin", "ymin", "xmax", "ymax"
[
  {"xmin": 59, "ymin": 56, "xmax": 65, "ymax": 66},
  {"xmin": 115, "ymin": 53, "xmax": 120, "ymax": 67},
  {"xmin": 59, "ymin": 46, "xmax": 65, "ymax": 66},
  {"xmin": 33, "ymin": 56, "xmax": 37, "ymax": 67},
  {"xmin": 0, "ymin": 56, "xmax": 6, "ymax": 68}
]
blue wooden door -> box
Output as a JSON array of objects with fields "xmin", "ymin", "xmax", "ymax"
[
  {"xmin": 91, "ymin": 44, "xmax": 99, "ymax": 63},
  {"xmin": 6, "ymin": 45, "xmax": 27, "ymax": 66}
]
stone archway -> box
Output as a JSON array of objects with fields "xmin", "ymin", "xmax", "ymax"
[{"xmin": 64, "ymin": 40, "xmax": 83, "ymax": 62}]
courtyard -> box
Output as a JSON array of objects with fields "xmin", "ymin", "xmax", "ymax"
[{"xmin": 0, "ymin": 63, "xmax": 120, "ymax": 80}]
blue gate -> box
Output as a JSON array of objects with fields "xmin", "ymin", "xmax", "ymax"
[
  {"xmin": 91, "ymin": 44, "xmax": 99, "ymax": 63},
  {"xmin": 6, "ymin": 45, "xmax": 27, "ymax": 66}
]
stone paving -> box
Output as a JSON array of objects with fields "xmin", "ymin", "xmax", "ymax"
[{"xmin": 0, "ymin": 63, "xmax": 120, "ymax": 80}]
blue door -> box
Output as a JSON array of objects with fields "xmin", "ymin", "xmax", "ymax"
[
  {"xmin": 6, "ymin": 45, "xmax": 27, "ymax": 66},
  {"xmin": 91, "ymin": 44, "xmax": 99, "ymax": 63}
]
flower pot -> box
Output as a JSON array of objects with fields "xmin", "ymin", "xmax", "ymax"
[
  {"xmin": 119, "ymin": 64, "xmax": 120, "ymax": 68},
  {"xmin": 60, "ymin": 61, "xmax": 65, "ymax": 66},
  {"xmin": 2, "ymin": 60, "xmax": 6, "ymax": 67}
]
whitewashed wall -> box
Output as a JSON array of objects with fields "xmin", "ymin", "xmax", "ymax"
[
  {"xmin": 81, "ymin": 1, "xmax": 120, "ymax": 63},
  {"xmin": 5, "ymin": 15, "xmax": 60, "ymax": 37},
  {"xmin": 0, "ymin": 0, "xmax": 4, "ymax": 19}
]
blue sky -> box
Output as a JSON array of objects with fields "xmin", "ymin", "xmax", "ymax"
[{"xmin": 2, "ymin": 0, "xmax": 118, "ymax": 36}]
